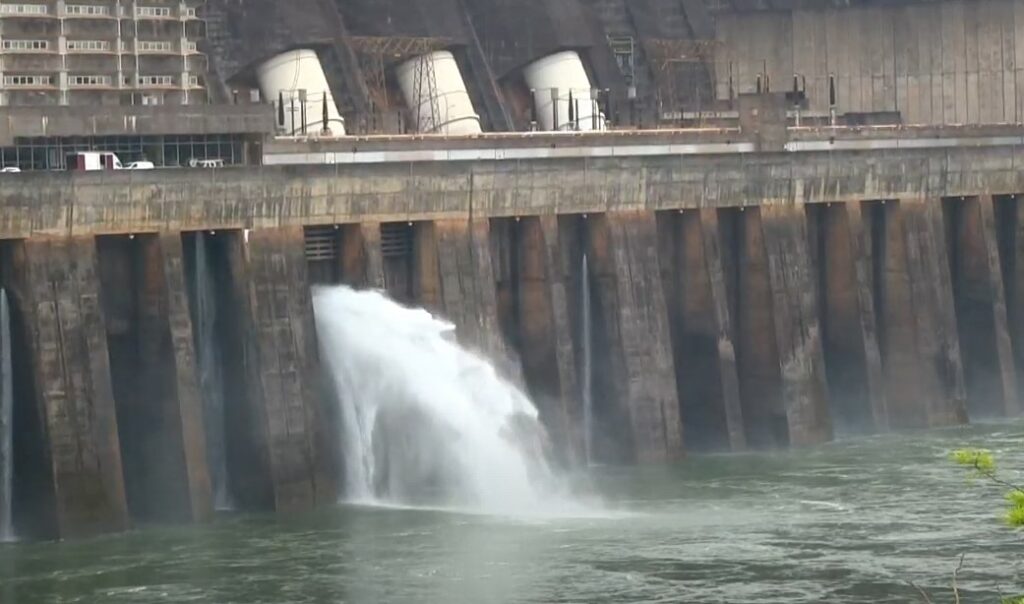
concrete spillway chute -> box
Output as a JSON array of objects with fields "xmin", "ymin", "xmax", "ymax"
[
  {"xmin": 523, "ymin": 51, "xmax": 606, "ymax": 132},
  {"xmin": 395, "ymin": 50, "xmax": 482, "ymax": 136},
  {"xmin": 257, "ymin": 49, "xmax": 346, "ymax": 136}
]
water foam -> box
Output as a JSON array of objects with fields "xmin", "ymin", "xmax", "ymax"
[{"xmin": 312, "ymin": 285, "xmax": 585, "ymax": 516}]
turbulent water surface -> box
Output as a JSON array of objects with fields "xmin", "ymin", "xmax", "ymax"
[{"xmin": 0, "ymin": 421, "xmax": 1021, "ymax": 603}]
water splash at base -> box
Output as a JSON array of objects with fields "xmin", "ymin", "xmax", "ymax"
[{"xmin": 313, "ymin": 285, "xmax": 583, "ymax": 516}]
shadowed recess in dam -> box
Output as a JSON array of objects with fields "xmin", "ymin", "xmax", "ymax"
[{"xmin": 312, "ymin": 285, "xmax": 582, "ymax": 514}]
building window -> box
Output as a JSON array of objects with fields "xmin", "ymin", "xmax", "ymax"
[
  {"xmin": 182, "ymin": 7, "xmax": 196, "ymax": 18},
  {"xmin": 188, "ymin": 74, "xmax": 199, "ymax": 87},
  {"xmin": 2, "ymin": 39, "xmax": 50, "ymax": 51},
  {"xmin": 70, "ymin": 75, "xmax": 111, "ymax": 87},
  {"xmin": 135, "ymin": 6, "xmax": 171, "ymax": 17},
  {"xmin": 140, "ymin": 93, "xmax": 163, "ymax": 105},
  {"xmin": 127, "ymin": 74, "xmax": 174, "ymax": 87},
  {"xmin": 183, "ymin": 41, "xmax": 197, "ymax": 53},
  {"xmin": 0, "ymin": 4, "xmax": 49, "ymax": 15},
  {"xmin": 65, "ymin": 4, "xmax": 110, "ymax": 16},
  {"xmin": 3, "ymin": 75, "xmax": 54, "ymax": 86},
  {"xmin": 67, "ymin": 40, "xmax": 110, "ymax": 52},
  {"xmin": 137, "ymin": 40, "xmax": 172, "ymax": 52}
]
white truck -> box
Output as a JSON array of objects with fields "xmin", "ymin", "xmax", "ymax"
[{"xmin": 65, "ymin": 151, "xmax": 154, "ymax": 171}]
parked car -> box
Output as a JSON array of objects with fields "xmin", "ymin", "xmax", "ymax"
[
  {"xmin": 188, "ymin": 158, "xmax": 224, "ymax": 168},
  {"xmin": 0, "ymin": 167, "xmax": 21, "ymax": 173},
  {"xmin": 124, "ymin": 161, "xmax": 155, "ymax": 170}
]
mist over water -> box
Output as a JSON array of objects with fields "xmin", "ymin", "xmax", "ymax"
[{"xmin": 312, "ymin": 285, "xmax": 575, "ymax": 515}]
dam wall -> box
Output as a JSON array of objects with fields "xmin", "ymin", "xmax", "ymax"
[
  {"xmin": 1, "ymin": 129, "xmax": 1023, "ymax": 539},
  {"xmin": 715, "ymin": 0, "xmax": 1024, "ymax": 124}
]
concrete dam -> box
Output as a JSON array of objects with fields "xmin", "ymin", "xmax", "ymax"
[{"xmin": 0, "ymin": 121, "xmax": 1022, "ymax": 541}]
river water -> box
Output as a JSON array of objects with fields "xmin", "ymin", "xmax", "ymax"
[{"xmin": 0, "ymin": 421, "xmax": 1020, "ymax": 603}]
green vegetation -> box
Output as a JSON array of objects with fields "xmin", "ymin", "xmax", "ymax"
[
  {"xmin": 941, "ymin": 448, "xmax": 1023, "ymax": 604},
  {"xmin": 950, "ymin": 448, "xmax": 1024, "ymax": 528}
]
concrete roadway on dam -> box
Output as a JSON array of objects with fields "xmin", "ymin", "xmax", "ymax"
[{"xmin": 1, "ymin": 124, "xmax": 1024, "ymax": 238}]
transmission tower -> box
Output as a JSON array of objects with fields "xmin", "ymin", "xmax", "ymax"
[{"xmin": 411, "ymin": 50, "xmax": 441, "ymax": 132}]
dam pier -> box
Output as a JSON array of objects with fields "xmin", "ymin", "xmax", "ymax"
[{"xmin": 0, "ymin": 122, "xmax": 1022, "ymax": 539}]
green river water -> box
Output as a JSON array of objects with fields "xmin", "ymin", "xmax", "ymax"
[{"xmin": 1, "ymin": 421, "xmax": 1021, "ymax": 603}]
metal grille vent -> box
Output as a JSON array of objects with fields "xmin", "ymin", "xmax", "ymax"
[
  {"xmin": 380, "ymin": 223, "xmax": 413, "ymax": 259},
  {"xmin": 304, "ymin": 226, "xmax": 338, "ymax": 261}
]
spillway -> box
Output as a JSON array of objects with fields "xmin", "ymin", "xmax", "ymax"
[{"xmin": 312, "ymin": 285, "xmax": 561, "ymax": 513}]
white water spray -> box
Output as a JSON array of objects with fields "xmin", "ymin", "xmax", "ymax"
[
  {"xmin": 313, "ymin": 285, "xmax": 569, "ymax": 514},
  {"xmin": 0, "ymin": 289, "xmax": 13, "ymax": 541},
  {"xmin": 581, "ymin": 254, "xmax": 594, "ymax": 467}
]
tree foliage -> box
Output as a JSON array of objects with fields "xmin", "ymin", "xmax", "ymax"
[{"xmin": 950, "ymin": 448, "xmax": 1024, "ymax": 528}]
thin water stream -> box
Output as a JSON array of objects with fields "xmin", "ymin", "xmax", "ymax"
[
  {"xmin": 581, "ymin": 253, "xmax": 594, "ymax": 467},
  {"xmin": 192, "ymin": 233, "xmax": 232, "ymax": 511},
  {"xmin": 0, "ymin": 288, "xmax": 12, "ymax": 543}
]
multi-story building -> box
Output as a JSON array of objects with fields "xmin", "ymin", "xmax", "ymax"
[{"xmin": 0, "ymin": 0, "xmax": 207, "ymax": 107}]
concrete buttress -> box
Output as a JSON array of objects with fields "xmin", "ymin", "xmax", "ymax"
[
  {"xmin": 899, "ymin": 198, "xmax": 968, "ymax": 426},
  {"xmin": 98, "ymin": 234, "xmax": 213, "ymax": 524},
  {"xmin": 14, "ymin": 237, "xmax": 129, "ymax": 538},
  {"xmin": 339, "ymin": 222, "xmax": 386, "ymax": 289},
  {"xmin": 945, "ymin": 195, "xmax": 1019, "ymax": 418},
  {"xmin": 760, "ymin": 204, "xmax": 833, "ymax": 446},
  {"xmin": 158, "ymin": 234, "xmax": 215, "ymax": 521},
  {"xmin": 586, "ymin": 212, "xmax": 683, "ymax": 463},
  {"xmin": 875, "ymin": 200, "xmax": 967, "ymax": 428},
  {"xmin": 538, "ymin": 215, "xmax": 585, "ymax": 465},
  {"xmin": 841, "ymin": 201, "xmax": 889, "ymax": 430},
  {"xmin": 995, "ymin": 195, "xmax": 1024, "ymax": 415},
  {"xmin": 807, "ymin": 202, "xmax": 888, "ymax": 433},
  {"xmin": 241, "ymin": 227, "xmax": 336, "ymax": 511},
  {"xmin": 433, "ymin": 219, "xmax": 506, "ymax": 359},
  {"xmin": 656, "ymin": 210, "xmax": 745, "ymax": 452},
  {"xmin": 491, "ymin": 216, "xmax": 583, "ymax": 466}
]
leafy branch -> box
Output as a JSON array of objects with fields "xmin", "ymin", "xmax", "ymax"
[{"xmin": 950, "ymin": 449, "xmax": 1024, "ymax": 528}]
